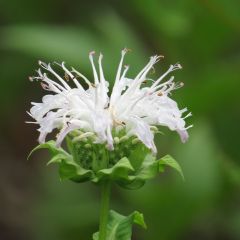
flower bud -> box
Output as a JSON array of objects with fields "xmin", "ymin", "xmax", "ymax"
[
  {"xmin": 119, "ymin": 136, "xmax": 129, "ymax": 143},
  {"xmin": 72, "ymin": 132, "xmax": 95, "ymax": 143},
  {"xmin": 84, "ymin": 143, "xmax": 91, "ymax": 149},
  {"xmin": 132, "ymin": 138, "xmax": 140, "ymax": 145},
  {"xmin": 150, "ymin": 126, "xmax": 158, "ymax": 132},
  {"xmin": 114, "ymin": 137, "xmax": 120, "ymax": 144}
]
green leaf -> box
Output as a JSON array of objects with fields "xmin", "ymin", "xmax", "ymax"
[
  {"xmin": 94, "ymin": 157, "xmax": 134, "ymax": 183},
  {"xmin": 121, "ymin": 154, "xmax": 159, "ymax": 190},
  {"xmin": 59, "ymin": 160, "xmax": 93, "ymax": 183},
  {"xmin": 93, "ymin": 210, "xmax": 146, "ymax": 240},
  {"xmin": 46, "ymin": 153, "xmax": 68, "ymax": 165},
  {"xmin": 28, "ymin": 141, "xmax": 93, "ymax": 183},
  {"xmin": 27, "ymin": 140, "xmax": 68, "ymax": 160},
  {"xmin": 132, "ymin": 211, "xmax": 146, "ymax": 229},
  {"xmin": 136, "ymin": 154, "xmax": 159, "ymax": 180},
  {"xmin": 128, "ymin": 144, "xmax": 150, "ymax": 171},
  {"xmin": 50, "ymin": 151, "xmax": 93, "ymax": 182},
  {"xmin": 28, "ymin": 142, "xmax": 184, "ymax": 185},
  {"xmin": 159, "ymin": 154, "xmax": 184, "ymax": 180}
]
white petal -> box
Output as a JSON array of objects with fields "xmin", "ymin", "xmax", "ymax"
[{"xmin": 126, "ymin": 116, "xmax": 156, "ymax": 153}]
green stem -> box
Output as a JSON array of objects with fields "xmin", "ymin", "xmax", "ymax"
[{"xmin": 99, "ymin": 181, "xmax": 111, "ymax": 240}]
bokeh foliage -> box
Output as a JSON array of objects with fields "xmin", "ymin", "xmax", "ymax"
[{"xmin": 0, "ymin": 0, "xmax": 240, "ymax": 239}]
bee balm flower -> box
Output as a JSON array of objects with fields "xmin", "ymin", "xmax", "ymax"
[{"xmin": 27, "ymin": 49, "xmax": 191, "ymax": 153}]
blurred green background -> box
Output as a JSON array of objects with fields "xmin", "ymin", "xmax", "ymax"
[{"xmin": 0, "ymin": 0, "xmax": 240, "ymax": 239}]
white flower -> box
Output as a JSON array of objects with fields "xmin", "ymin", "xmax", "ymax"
[{"xmin": 27, "ymin": 49, "xmax": 192, "ymax": 153}]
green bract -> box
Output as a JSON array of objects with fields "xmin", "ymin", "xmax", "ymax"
[{"xmin": 28, "ymin": 137, "xmax": 184, "ymax": 189}]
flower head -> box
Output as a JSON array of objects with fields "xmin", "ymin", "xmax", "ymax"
[{"xmin": 27, "ymin": 49, "xmax": 192, "ymax": 153}]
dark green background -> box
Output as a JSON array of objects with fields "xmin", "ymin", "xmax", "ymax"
[{"xmin": 0, "ymin": 0, "xmax": 240, "ymax": 239}]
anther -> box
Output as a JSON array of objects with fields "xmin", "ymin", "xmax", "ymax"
[
  {"xmin": 64, "ymin": 73, "xmax": 69, "ymax": 81},
  {"xmin": 150, "ymin": 66, "xmax": 155, "ymax": 74},
  {"xmin": 124, "ymin": 48, "xmax": 132, "ymax": 53},
  {"xmin": 174, "ymin": 63, "xmax": 182, "ymax": 69},
  {"xmin": 38, "ymin": 60, "xmax": 48, "ymax": 68},
  {"xmin": 40, "ymin": 82, "xmax": 49, "ymax": 90}
]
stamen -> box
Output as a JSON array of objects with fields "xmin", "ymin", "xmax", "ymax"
[
  {"xmin": 37, "ymin": 70, "xmax": 66, "ymax": 92},
  {"xmin": 172, "ymin": 63, "xmax": 182, "ymax": 70},
  {"xmin": 109, "ymin": 52, "xmax": 129, "ymax": 107},
  {"xmin": 151, "ymin": 63, "xmax": 182, "ymax": 90},
  {"xmin": 185, "ymin": 124, "xmax": 193, "ymax": 130},
  {"xmin": 40, "ymin": 82, "xmax": 49, "ymax": 90},
  {"xmin": 26, "ymin": 111, "xmax": 33, "ymax": 117},
  {"xmin": 183, "ymin": 112, "xmax": 192, "ymax": 119},
  {"xmin": 123, "ymin": 55, "xmax": 160, "ymax": 97},
  {"xmin": 135, "ymin": 55, "xmax": 160, "ymax": 82},
  {"xmin": 174, "ymin": 82, "xmax": 184, "ymax": 89},
  {"xmin": 150, "ymin": 66, "xmax": 155, "ymax": 75},
  {"xmin": 89, "ymin": 51, "xmax": 99, "ymax": 85},
  {"xmin": 38, "ymin": 62, "xmax": 71, "ymax": 90},
  {"xmin": 25, "ymin": 121, "xmax": 38, "ymax": 124},
  {"xmin": 151, "ymin": 76, "xmax": 175, "ymax": 93},
  {"xmin": 181, "ymin": 108, "xmax": 188, "ymax": 114},
  {"xmin": 59, "ymin": 62, "xmax": 85, "ymax": 90},
  {"xmin": 71, "ymin": 67, "xmax": 92, "ymax": 87},
  {"xmin": 123, "ymin": 48, "xmax": 132, "ymax": 53},
  {"xmin": 98, "ymin": 53, "xmax": 106, "ymax": 86},
  {"xmin": 46, "ymin": 63, "xmax": 71, "ymax": 90},
  {"xmin": 38, "ymin": 60, "xmax": 48, "ymax": 69},
  {"xmin": 115, "ymin": 49, "xmax": 128, "ymax": 84}
]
